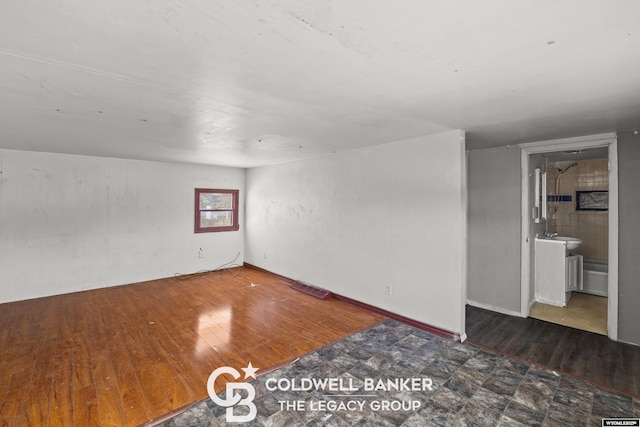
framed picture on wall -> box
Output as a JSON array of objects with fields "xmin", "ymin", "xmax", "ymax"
[{"xmin": 576, "ymin": 190, "xmax": 608, "ymax": 211}]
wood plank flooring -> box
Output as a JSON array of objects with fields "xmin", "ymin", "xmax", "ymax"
[
  {"xmin": 466, "ymin": 304, "xmax": 640, "ymax": 398},
  {"xmin": 0, "ymin": 266, "xmax": 384, "ymax": 426}
]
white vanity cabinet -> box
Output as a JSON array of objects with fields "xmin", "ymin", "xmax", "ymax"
[
  {"xmin": 565, "ymin": 255, "xmax": 583, "ymax": 292},
  {"xmin": 534, "ymin": 237, "xmax": 583, "ymax": 307}
]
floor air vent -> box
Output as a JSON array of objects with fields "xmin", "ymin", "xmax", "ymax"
[{"xmin": 290, "ymin": 281, "xmax": 332, "ymax": 300}]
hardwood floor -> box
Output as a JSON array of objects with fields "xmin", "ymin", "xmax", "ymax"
[
  {"xmin": 0, "ymin": 266, "xmax": 384, "ymax": 426},
  {"xmin": 466, "ymin": 305, "xmax": 640, "ymax": 398}
]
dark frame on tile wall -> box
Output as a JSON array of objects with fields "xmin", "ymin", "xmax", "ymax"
[{"xmin": 576, "ymin": 190, "xmax": 608, "ymax": 211}]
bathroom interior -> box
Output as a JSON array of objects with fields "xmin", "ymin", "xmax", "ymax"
[{"xmin": 531, "ymin": 147, "xmax": 609, "ymax": 335}]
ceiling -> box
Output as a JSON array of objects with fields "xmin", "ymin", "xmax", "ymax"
[{"xmin": 1, "ymin": 1, "xmax": 639, "ymax": 168}]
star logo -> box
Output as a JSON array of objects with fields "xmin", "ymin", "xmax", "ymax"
[
  {"xmin": 241, "ymin": 362, "xmax": 259, "ymax": 379},
  {"xmin": 208, "ymin": 365, "xmax": 257, "ymax": 422}
]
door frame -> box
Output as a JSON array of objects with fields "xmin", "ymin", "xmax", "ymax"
[{"xmin": 519, "ymin": 133, "xmax": 618, "ymax": 341}]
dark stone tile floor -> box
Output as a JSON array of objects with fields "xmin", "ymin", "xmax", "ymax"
[{"xmin": 157, "ymin": 319, "xmax": 640, "ymax": 426}]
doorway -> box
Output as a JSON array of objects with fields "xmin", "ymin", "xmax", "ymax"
[{"xmin": 519, "ymin": 133, "xmax": 618, "ymax": 340}]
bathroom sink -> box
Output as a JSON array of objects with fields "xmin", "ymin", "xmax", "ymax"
[{"xmin": 553, "ymin": 236, "xmax": 583, "ymax": 251}]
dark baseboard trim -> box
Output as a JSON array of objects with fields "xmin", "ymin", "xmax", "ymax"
[
  {"xmin": 331, "ymin": 293, "xmax": 461, "ymax": 342},
  {"xmin": 243, "ymin": 262, "xmax": 461, "ymax": 342},
  {"xmin": 243, "ymin": 262, "xmax": 297, "ymax": 285}
]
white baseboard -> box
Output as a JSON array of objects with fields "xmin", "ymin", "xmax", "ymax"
[
  {"xmin": 467, "ymin": 299, "xmax": 524, "ymax": 318},
  {"xmin": 534, "ymin": 297, "xmax": 566, "ymax": 308}
]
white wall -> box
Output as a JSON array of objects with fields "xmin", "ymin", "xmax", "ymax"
[
  {"xmin": 466, "ymin": 146, "xmax": 522, "ymax": 315},
  {"xmin": 0, "ymin": 149, "xmax": 244, "ymax": 303},
  {"xmin": 616, "ymin": 131, "xmax": 640, "ymax": 346},
  {"xmin": 245, "ymin": 130, "xmax": 467, "ymax": 335}
]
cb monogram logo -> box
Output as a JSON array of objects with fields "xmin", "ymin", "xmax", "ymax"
[{"xmin": 207, "ymin": 362, "xmax": 259, "ymax": 423}]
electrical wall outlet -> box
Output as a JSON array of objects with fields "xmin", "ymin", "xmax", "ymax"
[
  {"xmin": 385, "ymin": 285, "xmax": 393, "ymax": 296},
  {"xmin": 198, "ymin": 248, "xmax": 204, "ymax": 258}
]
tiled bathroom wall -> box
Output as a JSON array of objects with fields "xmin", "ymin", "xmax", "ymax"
[{"xmin": 546, "ymin": 158, "xmax": 608, "ymax": 261}]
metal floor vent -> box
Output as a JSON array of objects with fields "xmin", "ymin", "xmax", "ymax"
[{"xmin": 289, "ymin": 281, "xmax": 332, "ymax": 300}]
